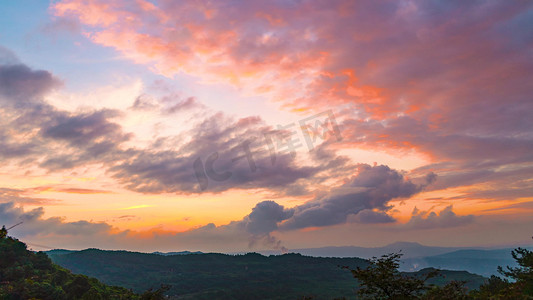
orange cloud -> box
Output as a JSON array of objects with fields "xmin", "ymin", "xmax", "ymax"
[
  {"xmin": 27, "ymin": 186, "xmax": 113, "ymax": 194},
  {"xmin": 50, "ymin": 0, "xmax": 533, "ymax": 219},
  {"xmin": 51, "ymin": 0, "xmax": 532, "ymax": 123}
]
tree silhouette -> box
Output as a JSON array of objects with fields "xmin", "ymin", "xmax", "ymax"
[
  {"xmin": 497, "ymin": 247, "xmax": 533, "ymax": 296},
  {"xmin": 0, "ymin": 225, "xmax": 7, "ymax": 239},
  {"xmin": 346, "ymin": 252, "xmax": 437, "ymax": 299}
]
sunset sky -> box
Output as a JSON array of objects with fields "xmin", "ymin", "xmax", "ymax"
[{"xmin": 0, "ymin": 0, "xmax": 532, "ymax": 252}]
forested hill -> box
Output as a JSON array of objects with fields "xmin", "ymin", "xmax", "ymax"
[
  {"xmin": 47, "ymin": 248, "xmax": 486, "ymax": 299},
  {"xmin": 0, "ymin": 228, "xmax": 489, "ymax": 300},
  {"xmin": 0, "ymin": 234, "xmax": 142, "ymax": 299}
]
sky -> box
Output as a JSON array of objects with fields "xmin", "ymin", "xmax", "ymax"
[{"xmin": 0, "ymin": 0, "xmax": 532, "ymax": 253}]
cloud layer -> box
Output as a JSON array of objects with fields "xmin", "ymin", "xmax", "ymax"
[
  {"xmin": 0, "ymin": 53, "xmax": 349, "ymax": 195},
  {"xmin": 406, "ymin": 206, "xmax": 474, "ymax": 230},
  {"xmin": 51, "ymin": 0, "xmax": 533, "ymax": 206},
  {"xmin": 1, "ymin": 0, "xmax": 531, "ymax": 250}
]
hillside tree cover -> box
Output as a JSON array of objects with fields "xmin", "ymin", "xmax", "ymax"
[
  {"xmin": 3, "ymin": 224, "xmax": 532, "ymax": 299},
  {"xmin": 349, "ymin": 246, "xmax": 533, "ymax": 300},
  {"xmin": 346, "ymin": 252, "xmax": 466, "ymax": 299},
  {"xmin": 0, "ymin": 227, "xmax": 168, "ymax": 300},
  {"xmin": 46, "ymin": 245, "xmax": 486, "ymax": 299}
]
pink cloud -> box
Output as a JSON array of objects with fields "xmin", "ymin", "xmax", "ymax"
[
  {"xmin": 51, "ymin": 0, "xmax": 533, "ymax": 205},
  {"xmin": 51, "ymin": 0, "xmax": 532, "ymax": 119}
]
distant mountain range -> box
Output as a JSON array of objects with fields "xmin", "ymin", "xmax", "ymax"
[
  {"xmin": 47, "ymin": 249, "xmax": 204, "ymax": 256},
  {"xmin": 152, "ymin": 250, "xmax": 204, "ymax": 256},
  {"xmin": 401, "ymin": 248, "xmax": 522, "ymax": 277},
  {"xmin": 261, "ymin": 242, "xmax": 530, "ymax": 277},
  {"xmin": 256, "ymin": 241, "xmax": 467, "ymax": 259},
  {"xmin": 46, "ymin": 241, "xmax": 532, "ymax": 279},
  {"xmin": 283, "ymin": 242, "xmax": 533, "ymax": 277},
  {"xmin": 45, "ymin": 247, "xmax": 486, "ymax": 299}
]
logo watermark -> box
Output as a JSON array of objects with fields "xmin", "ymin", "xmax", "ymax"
[{"xmin": 193, "ymin": 109, "xmax": 343, "ymax": 191}]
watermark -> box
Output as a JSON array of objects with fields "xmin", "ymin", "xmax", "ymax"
[
  {"xmin": 193, "ymin": 109, "xmax": 343, "ymax": 191},
  {"xmin": 299, "ymin": 110, "xmax": 342, "ymax": 150}
]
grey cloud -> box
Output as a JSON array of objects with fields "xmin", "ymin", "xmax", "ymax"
[
  {"xmin": 0, "ymin": 49, "xmax": 350, "ymax": 195},
  {"xmin": 406, "ymin": 206, "xmax": 474, "ymax": 230},
  {"xmin": 242, "ymin": 201, "xmax": 293, "ymax": 235},
  {"xmin": 192, "ymin": 164, "xmax": 432, "ymax": 250},
  {"xmin": 0, "ymin": 202, "xmax": 111, "ymax": 238},
  {"xmin": 0, "ymin": 64, "xmax": 60, "ymax": 102},
  {"xmin": 54, "ymin": 220, "xmax": 110, "ymax": 235},
  {"xmin": 130, "ymin": 94, "xmax": 158, "ymax": 111},
  {"xmin": 188, "ymin": 164, "xmax": 432, "ymax": 250},
  {"xmin": 410, "ymin": 162, "xmax": 533, "ymax": 205},
  {"xmin": 164, "ymin": 97, "xmax": 200, "ymax": 114},
  {"xmin": 350, "ymin": 209, "xmax": 396, "ymax": 224},
  {"xmin": 110, "ymin": 113, "xmax": 322, "ymax": 194},
  {"xmin": 223, "ymin": 200, "xmax": 293, "ymax": 251},
  {"xmin": 42, "ymin": 109, "xmax": 127, "ymax": 146},
  {"xmin": 341, "ymin": 115, "xmax": 533, "ymax": 204},
  {"xmin": 0, "ymin": 132, "xmax": 37, "ymax": 159},
  {"xmin": 0, "ymin": 56, "xmax": 132, "ymax": 171},
  {"xmin": 131, "ymin": 92, "xmax": 203, "ymax": 115},
  {"xmin": 36, "ymin": 109, "xmax": 131, "ymax": 171},
  {"xmin": 279, "ymin": 164, "xmax": 430, "ymax": 230}
]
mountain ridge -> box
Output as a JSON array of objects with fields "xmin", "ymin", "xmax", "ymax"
[{"xmin": 46, "ymin": 247, "xmax": 487, "ymax": 299}]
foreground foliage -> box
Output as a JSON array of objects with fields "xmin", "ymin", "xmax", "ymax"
[
  {"xmin": 349, "ymin": 246, "xmax": 533, "ymax": 300},
  {"xmin": 0, "ymin": 228, "xmax": 168, "ymax": 299},
  {"xmin": 347, "ymin": 253, "xmax": 437, "ymax": 299},
  {"xmin": 0, "ymin": 234, "xmax": 135, "ymax": 299},
  {"xmin": 470, "ymin": 247, "xmax": 533, "ymax": 299}
]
